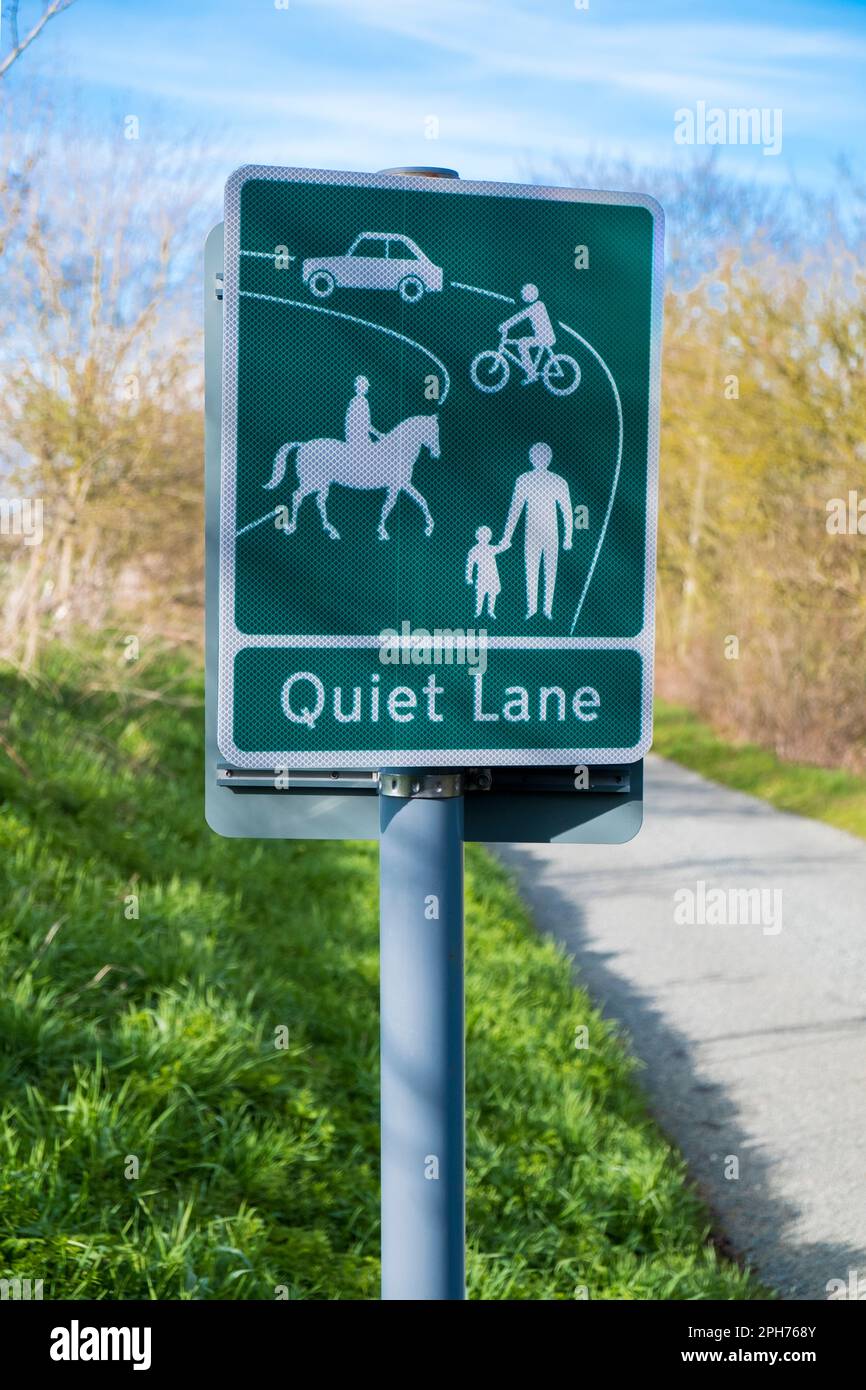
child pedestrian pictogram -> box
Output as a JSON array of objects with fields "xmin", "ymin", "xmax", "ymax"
[{"xmin": 466, "ymin": 526, "xmax": 506, "ymax": 617}]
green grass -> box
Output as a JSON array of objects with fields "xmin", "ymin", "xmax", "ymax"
[
  {"xmin": 654, "ymin": 700, "xmax": 866, "ymax": 842},
  {"xmin": 0, "ymin": 650, "xmax": 762, "ymax": 1299}
]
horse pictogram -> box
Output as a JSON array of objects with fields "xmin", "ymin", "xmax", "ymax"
[{"xmin": 264, "ymin": 412, "xmax": 441, "ymax": 541}]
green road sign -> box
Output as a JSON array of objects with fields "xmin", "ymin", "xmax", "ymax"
[{"xmin": 219, "ymin": 166, "xmax": 663, "ymax": 768}]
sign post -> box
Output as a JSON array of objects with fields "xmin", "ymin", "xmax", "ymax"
[
  {"xmin": 213, "ymin": 161, "xmax": 663, "ymax": 1298},
  {"xmin": 379, "ymin": 769, "xmax": 465, "ymax": 1300}
]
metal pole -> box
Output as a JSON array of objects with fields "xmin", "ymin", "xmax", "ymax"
[
  {"xmin": 379, "ymin": 772, "xmax": 465, "ymax": 1300},
  {"xmin": 376, "ymin": 163, "xmax": 465, "ymax": 1303}
]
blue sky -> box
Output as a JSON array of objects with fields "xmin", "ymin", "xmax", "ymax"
[{"xmin": 7, "ymin": 0, "xmax": 866, "ymax": 209}]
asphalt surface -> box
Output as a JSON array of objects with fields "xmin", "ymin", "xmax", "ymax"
[{"xmin": 496, "ymin": 754, "xmax": 866, "ymax": 1301}]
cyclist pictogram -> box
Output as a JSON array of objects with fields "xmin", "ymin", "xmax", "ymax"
[{"xmin": 470, "ymin": 284, "xmax": 581, "ymax": 396}]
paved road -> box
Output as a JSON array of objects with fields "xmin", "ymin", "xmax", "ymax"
[{"xmin": 497, "ymin": 755, "xmax": 866, "ymax": 1301}]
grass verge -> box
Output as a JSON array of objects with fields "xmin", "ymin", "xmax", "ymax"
[
  {"xmin": 0, "ymin": 651, "xmax": 762, "ymax": 1299},
  {"xmin": 654, "ymin": 700, "xmax": 866, "ymax": 842}
]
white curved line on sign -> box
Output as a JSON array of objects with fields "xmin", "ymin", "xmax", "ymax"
[
  {"xmin": 240, "ymin": 249, "xmax": 296, "ymax": 261},
  {"xmin": 558, "ymin": 320, "xmax": 623, "ymax": 636},
  {"xmin": 237, "ymin": 506, "xmax": 281, "ymax": 539},
  {"xmin": 450, "ymin": 281, "xmax": 515, "ymax": 303},
  {"xmin": 238, "ymin": 291, "xmax": 451, "ymax": 403}
]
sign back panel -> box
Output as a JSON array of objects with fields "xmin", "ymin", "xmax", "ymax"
[{"xmin": 219, "ymin": 166, "xmax": 663, "ymax": 768}]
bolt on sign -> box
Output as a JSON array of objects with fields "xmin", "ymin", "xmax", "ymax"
[{"xmin": 219, "ymin": 166, "xmax": 663, "ymax": 768}]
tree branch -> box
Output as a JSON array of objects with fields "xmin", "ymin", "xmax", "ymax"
[
  {"xmin": 8, "ymin": 2, "xmax": 21, "ymax": 52},
  {"xmin": 0, "ymin": 0, "xmax": 77, "ymax": 80}
]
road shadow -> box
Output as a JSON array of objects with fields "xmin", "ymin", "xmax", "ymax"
[{"xmin": 496, "ymin": 839, "xmax": 866, "ymax": 1302}]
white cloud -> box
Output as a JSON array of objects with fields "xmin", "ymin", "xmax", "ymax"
[
  {"xmin": 37, "ymin": 0, "xmax": 866, "ymax": 194},
  {"xmin": 302, "ymin": 0, "xmax": 866, "ymax": 112}
]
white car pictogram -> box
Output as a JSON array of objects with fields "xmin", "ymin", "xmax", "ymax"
[{"xmin": 302, "ymin": 232, "xmax": 443, "ymax": 304}]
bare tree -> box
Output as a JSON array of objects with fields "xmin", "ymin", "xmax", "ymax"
[
  {"xmin": 0, "ymin": 0, "xmax": 77, "ymax": 80},
  {"xmin": 0, "ymin": 112, "xmax": 208, "ymax": 668}
]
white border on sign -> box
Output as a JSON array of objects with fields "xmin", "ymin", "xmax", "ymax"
[{"xmin": 219, "ymin": 165, "xmax": 664, "ymax": 769}]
